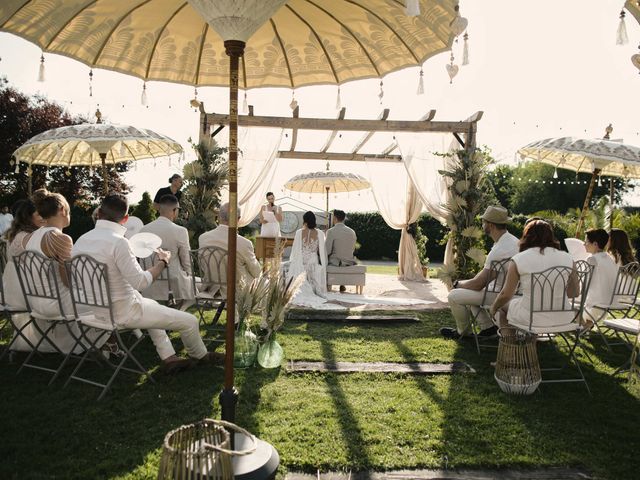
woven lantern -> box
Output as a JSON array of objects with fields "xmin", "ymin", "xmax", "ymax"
[{"xmin": 494, "ymin": 327, "xmax": 542, "ymax": 395}]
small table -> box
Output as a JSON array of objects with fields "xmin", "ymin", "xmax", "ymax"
[{"xmin": 255, "ymin": 236, "xmax": 294, "ymax": 272}]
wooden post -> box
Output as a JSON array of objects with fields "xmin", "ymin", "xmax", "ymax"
[
  {"xmin": 610, "ymin": 177, "xmax": 615, "ymax": 231},
  {"xmin": 100, "ymin": 153, "xmax": 108, "ymax": 195},
  {"xmin": 576, "ymin": 169, "xmax": 601, "ymax": 238},
  {"xmin": 219, "ymin": 39, "xmax": 245, "ymax": 426},
  {"xmin": 325, "ymin": 186, "xmax": 330, "ymax": 230}
]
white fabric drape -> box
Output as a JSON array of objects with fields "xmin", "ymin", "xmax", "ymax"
[
  {"xmin": 396, "ymin": 133, "xmax": 458, "ymax": 268},
  {"xmin": 236, "ymin": 126, "xmax": 284, "ymax": 227},
  {"xmin": 365, "ymin": 158, "xmax": 424, "ymax": 281}
]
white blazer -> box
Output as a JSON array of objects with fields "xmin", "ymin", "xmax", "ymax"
[{"xmin": 140, "ymin": 216, "xmax": 193, "ymax": 300}]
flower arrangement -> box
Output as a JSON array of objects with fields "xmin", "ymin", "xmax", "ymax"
[
  {"xmin": 259, "ymin": 271, "xmax": 304, "ymax": 338},
  {"xmin": 235, "ymin": 275, "xmax": 269, "ymax": 331},
  {"xmin": 436, "ymin": 148, "xmax": 495, "ymax": 287}
]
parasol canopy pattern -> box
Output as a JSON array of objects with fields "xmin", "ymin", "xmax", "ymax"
[
  {"xmin": 518, "ymin": 136, "xmax": 640, "ymax": 178},
  {"xmin": 13, "ymin": 123, "xmax": 183, "ymax": 168},
  {"xmin": 285, "ymin": 170, "xmax": 370, "ymax": 194},
  {"xmin": 0, "ymin": 0, "xmax": 459, "ymax": 90}
]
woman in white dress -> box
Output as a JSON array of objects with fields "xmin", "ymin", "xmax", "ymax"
[
  {"xmin": 607, "ymin": 228, "xmax": 636, "ymax": 266},
  {"xmin": 583, "ymin": 229, "xmax": 618, "ymax": 328},
  {"xmin": 490, "ymin": 220, "xmax": 579, "ymax": 330},
  {"xmin": 259, "ymin": 192, "xmax": 283, "ymax": 238},
  {"xmin": 287, "ymin": 211, "xmax": 328, "ymax": 305}
]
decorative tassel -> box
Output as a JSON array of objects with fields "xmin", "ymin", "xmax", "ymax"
[
  {"xmin": 335, "ymin": 86, "xmax": 342, "ymax": 109},
  {"xmin": 378, "ymin": 80, "xmax": 384, "ymax": 104},
  {"xmin": 242, "ymin": 91, "xmax": 248, "ymax": 113},
  {"xmin": 405, "ymin": 0, "xmax": 420, "ymax": 17},
  {"xmin": 141, "ymin": 82, "xmax": 148, "ymax": 106},
  {"xmin": 289, "ymin": 91, "xmax": 298, "ymax": 110},
  {"xmin": 416, "ymin": 69, "xmax": 424, "ymax": 95},
  {"xmin": 120, "ymin": 142, "xmax": 126, "ymax": 157},
  {"xmin": 89, "ymin": 69, "xmax": 93, "ymax": 97},
  {"xmin": 446, "ymin": 52, "xmax": 459, "ymax": 84},
  {"xmin": 617, "ymin": 10, "xmax": 629, "ymax": 45},
  {"xmin": 553, "ymin": 168, "xmax": 558, "ymax": 179},
  {"xmin": 462, "ymin": 33, "xmax": 470, "ymax": 65},
  {"xmin": 37, "ymin": 54, "xmax": 45, "ymax": 82},
  {"xmin": 14, "ymin": 162, "xmax": 20, "ymax": 174}
]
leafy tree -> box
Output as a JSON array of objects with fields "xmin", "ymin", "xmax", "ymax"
[
  {"xmin": 0, "ymin": 78, "xmax": 130, "ymax": 208},
  {"xmin": 130, "ymin": 191, "xmax": 157, "ymax": 224},
  {"xmin": 180, "ymin": 139, "xmax": 228, "ymax": 246},
  {"xmin": 487, "ymin": 162, "xmax": 632, "ymax": 215}
]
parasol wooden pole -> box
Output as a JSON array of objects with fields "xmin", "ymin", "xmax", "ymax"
[
  {"xmin": 576, "ymin": 168, "xmax": 601, "ymax": 238},
  {"xmin": 325, "ymin": 185, "xmax": 330, "ymax": 230},
  {"xmin": 100, "ymin": 153, "xmax": 108, "ymax": 195},
  {"xmin": 609, "ymin": 177, "xmax": 615, "ymax": 232},
  {"xmin": 220, "ymin": 39, "xmax": 245, "ymax": 425}
]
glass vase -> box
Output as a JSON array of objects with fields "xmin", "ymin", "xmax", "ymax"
[
  {"xmin": 234, "ymin": 327, "xmax": 258, "ymax": 369},
  {"xmin": 257, "ymin": 335, "xmax": 283, "ymax": 369}
]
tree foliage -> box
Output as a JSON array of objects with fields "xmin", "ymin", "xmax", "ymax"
[
  {"xmin": 180, "ymin": 139, "xmax": 228, "ymax": 246},
  {"xmin": 0, "ymin": 78, "xmax": 130, "ymax": 208},
  {"xmin": 486, "ymin": 162, "xmax": 633, "ymax": 215},
  {"xmin": 130, "ymin": 191, "xmax": 157, "ymax": 224}
]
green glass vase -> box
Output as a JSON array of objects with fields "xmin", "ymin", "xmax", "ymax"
[
  {"xmin": 257, "ymin": 336, "xmax": 283, "ymax": 369},
  {"xmin": 234, "ymin": 327, "xmax": 258, "ymax": 368}
]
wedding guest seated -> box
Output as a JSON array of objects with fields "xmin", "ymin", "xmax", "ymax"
[
  {"xmin": 140, "ymin": 194, "xmax": 194, "ymax": 303},
  {"xmin": 22, "ymin": 190, "xmax": 103, "ymax": 353},
  {"xmin": 198, "ymin": 202, "xmax": 261, "ymax": 291},
  {"xmin": 583, "ymin": 229, "xmax": 618, "ymax": 328},
  {"xmin": 73, "ymin": 194, "xmax": 220, "ymax": 373},
  {"xmin": 0, "ymin": 205, "xmax": 13, "ymax": 235},
  {"xmin": 325, "ymin": 209, "xmax": 357, "ymax": 293},
  {"xmin": 607, "ymin": 228, "xmax": 636, "ymax": 266},
  {"xmin": 490, "ymin": 220, "xmax": 579, "ymax": 329},
  {"xmin": 441, "ymin": 205, "xmax": 519, "ymax": 340},
  {"xmin": 1, "ymin": 199, "xmax": 41, "ymax": 351}
]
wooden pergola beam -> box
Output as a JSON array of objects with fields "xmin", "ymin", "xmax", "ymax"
[
  {"xmin": 201, "ymin": 112, "xmax": 481, "ymax": 135},
  {"xmin": 351, "ymin": 108, "xmax": 389, "ymax": 154},
  {"xmin": 278, "ymin": 151, "xmax": 402, "ymax": 162},
  {"xmin": 320, "ymin": 107, "xmax": 346, "ymax": 153}
]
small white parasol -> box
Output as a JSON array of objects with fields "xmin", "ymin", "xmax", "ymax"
[
  {"xmin": 129, "ymin": 232, "xmax": 162, "ymax": 258},
  {"xmin": 123, "ymin": 216, "xmax": 144, "ymax": 239}
]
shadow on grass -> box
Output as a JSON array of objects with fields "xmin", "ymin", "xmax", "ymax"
[{"xmin": 0, "ymin": 336, "xmax": 225, "ymax": 479}]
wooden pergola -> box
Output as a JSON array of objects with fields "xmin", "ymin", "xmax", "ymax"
[{"xmin": 198, "ymin": 105, "xmax": 483, "ymax": 162}]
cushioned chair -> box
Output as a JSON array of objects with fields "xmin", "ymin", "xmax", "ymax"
[{"xmin": 326, "ymin": 264, "xmax": 367, "ymax": 294}]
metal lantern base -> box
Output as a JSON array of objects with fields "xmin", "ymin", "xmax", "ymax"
[{"xmin": 232, "ymin": 433, "xmax": 279, "ymax": 480}]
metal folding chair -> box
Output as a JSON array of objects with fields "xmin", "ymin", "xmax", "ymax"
[
  {"xmin": 65, "ymin": 254, "xmax": 154, "ymax": 401},
  {"xmin": 190, "ymin": 247, "xmax": 227, "ymax": 326},
  {"xmin": 13, "ymin": 250, "xmax": 81, "ymax": 384},
  {"xmin": 515, "ymin": 264, "xmax": 593, "ymax": 394},
  {"xmin": 467, "ymin": 258, "xmax": 512, "ymax": 354},
  {"xmin": 0, "ymin": 240, "xmax": 34, "ymax": 361},
  {"xmin": 585, "ymin": 261, "xmax": 640, "ymax": 350},
  {"xmin": 138, "ymin": 252, "xmax": 176, "ymax": 307}
]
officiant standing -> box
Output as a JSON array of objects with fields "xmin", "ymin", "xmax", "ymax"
[{"xmin": 259, "ymin": 192, "xmax": 283, "ymax": 238}]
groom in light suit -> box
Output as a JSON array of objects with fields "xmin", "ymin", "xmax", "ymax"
[
  {"xmin": 325, "ymin": 209, "xmax": 357, "ymax": 292},
  {"xmin": 140, "ymin": 194, "xmax": 194, "ymax": 303}
]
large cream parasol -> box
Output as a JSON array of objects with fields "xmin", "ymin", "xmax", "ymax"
[
  {"xmin": 0, "ymin": 0, "xmax": 466, "ymax": 428},
  {"xmin": 518, "ymin": 126, "xmax": 640, "ymax": 235},
  {"xmin": 13, "ymin": 111, "xmax": 183, "ymax": 195},
  {"xmin": 285, "ymin": 167, "xmax": 370, "ymax": 219}
]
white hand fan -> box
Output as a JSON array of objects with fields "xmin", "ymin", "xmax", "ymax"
[
  {"xmin": 129, "ymin": 232, "xmax": 162, "ymax": 258},
  {"xmin": 564, "ymin": 238, "xmax": 589, "ymax": 262},
  {"xmin": 123, "ymin": 216, "xmax": 144, "ymax": 239}
]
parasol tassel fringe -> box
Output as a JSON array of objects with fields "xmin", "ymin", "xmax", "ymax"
[
  {"xmin": 141, "ymin": 83, "xmax": 148, "ymax": 106},
  {"xmin": 335, "ymin": 87, "xmax": 342, "ymax": 109},
  {"xmin": 416, "ymin": 70, "xmax": 424, "ymax": 95},
  {"xmin": 14, "ymin": 162, "xmax": 20, "ymax": 174},
  {"xmin": 462, "ymin": 33, "xmax": 470, "ymax": 65},
  {"xmin": 37, "ymin": 54, "xmax": 45, "ymax": 82},
  {"xmin": 405, "ymin": 0, "xmax": 420, "ymax": 16},
  {"xmin": 243, "ymin": 91, "xmax": 248, "ymax": 113},
  {"xmin": 617, "ymin": 10, "xmax": 629, "ymax": 45}
]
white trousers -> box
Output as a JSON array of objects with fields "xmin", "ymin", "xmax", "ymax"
[
  {"xmin": 447, "ymin": 288, "xmax": 496, "ymax": 335},
  {"xmin": 117, "ymin": 297, "xmax": 207, "ymax": 361}
]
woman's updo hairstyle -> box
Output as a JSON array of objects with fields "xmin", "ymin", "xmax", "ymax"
[
  {"xmin": 32, "ymin": 188, "xmax": 69, "ymax": 219},
  {"xmin": 302, "ymin": 211, "xmax": 317, "ymax": 230}
]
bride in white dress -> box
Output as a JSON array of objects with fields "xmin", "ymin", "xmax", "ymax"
[{"xmin": 287, "ymin": 211, "xmax": 328, "ymax": 306}]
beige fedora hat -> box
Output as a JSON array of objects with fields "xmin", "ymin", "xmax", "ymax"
[{"xmin": 481, "ymin": 205, "xmax": 511, "ymax": 224}]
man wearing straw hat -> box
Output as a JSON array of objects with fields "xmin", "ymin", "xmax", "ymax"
[{"xmin": 440, "ymin": 205, "xmax": 519, "ymax": 340}]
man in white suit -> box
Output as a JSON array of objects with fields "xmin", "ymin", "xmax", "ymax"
[
  {"xmin": 140, "ymin": 194, "xmax": 194, "ymax": 303},
  {"xmin": 198, "ymin": 203, "xmax": 261, "ymax": 291}
]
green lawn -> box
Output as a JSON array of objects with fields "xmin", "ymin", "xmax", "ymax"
[{"xmin": 1, "ymin": 311, "xmax": 639, "ymax": 479}]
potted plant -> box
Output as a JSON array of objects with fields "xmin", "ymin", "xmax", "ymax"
[{"xmin": 234, "ymin": 276, "xmax": 269, "ymax": 368}]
